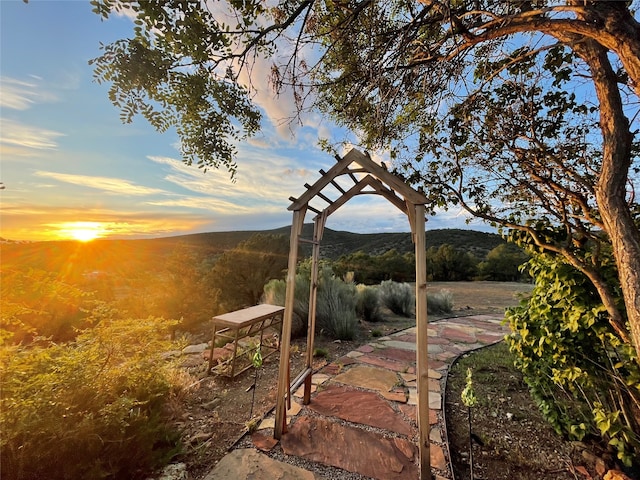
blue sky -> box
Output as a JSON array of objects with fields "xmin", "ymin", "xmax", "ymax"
[{"xmin": 0, "ymin": 0, "xmax": 490, "ymax": 242}]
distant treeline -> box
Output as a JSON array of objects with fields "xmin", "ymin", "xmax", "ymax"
[{"xmin": 333, "ymin": 242, "xmax": 529, "ymax": 284}]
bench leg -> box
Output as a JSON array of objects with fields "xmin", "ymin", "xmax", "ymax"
[{"xmin": 207, "ymin": 324, "xmax": 219, "ymax": 375}]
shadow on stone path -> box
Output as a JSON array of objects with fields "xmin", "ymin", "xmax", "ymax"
[{"xmin": 204, "ymin": 315, "xmax": 509, "ymax": 480}]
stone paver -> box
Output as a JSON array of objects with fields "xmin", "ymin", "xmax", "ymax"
[
  {"xmin": 233, "ymin": 314, "xmax": 510, "ymax": 480},
  {"xmin": 203, "ymin": 448, "xmax": 316, "ymax": 480},
  {"xmin": 357, "ymin": 344, "xmax": 375, "ymax": 353},
  {"xmin": 381, "ymin": 340, "xmax": 417, "ymax": 351},
  {"xmin": 357, "ymin": 353, "xmax": 411, "ymax": 372},
  {"xmin": 281, "ymin": 416, "xmax": 418, "ymax": 480},
  {"xmin": 309, "ymin": 384, "xmax": 414, "ymax": 436},
  {"xmin": 333, "ymin": 364, "xmax": 399, "ymax": 392},
  {"xmin": 369, "ymin": 346, "xmax": 417, "ymax": 363}
]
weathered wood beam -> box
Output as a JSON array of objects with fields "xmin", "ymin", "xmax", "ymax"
[
  {"xmin": 319, "ymin": 169, "xmax": 347, "ymax": 194},
  {"xmin": 350, "ymin": 149, "xmax": 428, "ymax": 204},
  {"xmin": 298, "ymin": 237, "xmax": 319, "ymax": 245},
  {"xmin": 304, "ymin": 184, "xmax": 334, "ymax": 205},
  {"xmin": 321, "ymin": 175, "xmax": 375, "ymax": 217},
  {"xmin": 275, "ymin": 208, "xmax": 306, "ymax": 439},
  {"xmin": 289, "ymin": 154, "xmax": 355, "ymax": 210},
  {"xmin": 414, "ymin": 204, "xmax": 431, "ymax": 480},
  {"xmin": 307, "ymin": 204, "xmax": 322, "ymax": 215},
  {"xmin": 406, "ymin": 200, "xmax": 417, "ymax": 243},
  {"xmin": 304, "ymin": 212, "xmax": 326, "ymax": 404}
]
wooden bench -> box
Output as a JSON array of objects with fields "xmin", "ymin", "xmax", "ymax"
[{"xmin": 207, "ymin": 304, "xmax": 284, "ymax": 377}]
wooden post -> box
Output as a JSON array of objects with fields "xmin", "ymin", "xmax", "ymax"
[
  {"xmin": 274, "ymin": 209, "xmax": 304, "ymax": 439},
  {"xmin": 414, "ymin": 203, "xmax": 431, "ymax": 480},
  {"xmin": 303, "ymin": 213, "xmax": 325, "ymax": 404}
]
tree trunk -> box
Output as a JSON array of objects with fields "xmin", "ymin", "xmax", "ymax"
[
  {"xmin": 588, "ymin": 1, "xmax": 640, "ymax": 99},
  {"xmin": 573, "ymin": 35, "xmax": 640, "ymax": 362}
]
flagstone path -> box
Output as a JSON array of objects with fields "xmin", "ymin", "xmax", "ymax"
[{"xmin": 204, "ymin": 314, "xmax": 510, "ymax": 480}]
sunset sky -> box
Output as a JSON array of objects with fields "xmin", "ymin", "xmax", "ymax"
[{"xmin": 0, "ymin": 1, "xmax": 490, "ymax": 242}]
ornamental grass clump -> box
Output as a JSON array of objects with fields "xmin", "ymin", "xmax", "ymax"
[
  {"xmin": 316, "ymin": 271, "xmax": 358, "ymax": 340},
  {"xmin": 263, "ymin": 272, "xmax": 310, "ymax": 337},
  {"xmin": 379, "ymin": 280, "xmax": 414, "ymax": 317},
  {"xmin": 356, "ymin": 284, "xmax": 383, "ymax": 322},
  {"xmin": 263, "ymin": 261, "xmax": 359, "ymax": 341},
  {"xmin": 427, "ymin": 289, "xmax": 454, "ymax": 314}
]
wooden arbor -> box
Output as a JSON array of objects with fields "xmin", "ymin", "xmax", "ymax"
[{"xmin": 274, "ymin": 148, "xmax": 432, "ymax": 479}]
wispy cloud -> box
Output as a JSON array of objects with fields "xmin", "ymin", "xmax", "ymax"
[
  {"xmin": 146, "ymin": 196, "xmax": 257, "ymax": 213},
  {"xmin": 0, "ymin": 119, "xmax": 65, "ymax": 155},
  {"xmin": 34, "ymin": 171, "xmax": 168, "ymax": 196},
  {"xmin": 0, "ymin": 76, "xmax": 58, "ymax": 110},
  {"xmin": 148, "ymin": 152, "xmax": 318, "ymax": 208}
]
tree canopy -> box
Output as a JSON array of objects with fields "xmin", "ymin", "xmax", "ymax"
[
  {"xmin": 206, "ymin": 233, "xmax": 289, "ymax": 313},
  {"xmin": 89, "ymin": 1, "xmax": 640, "ymax": 360}
]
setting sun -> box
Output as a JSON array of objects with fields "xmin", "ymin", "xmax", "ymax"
[
  {"xmin": 71, "ymin": 229, "xmax": 100, "ymax": 242},
  {"xmin": 59, "ymin": 222, "xmax": 106, "ymax": 242}
]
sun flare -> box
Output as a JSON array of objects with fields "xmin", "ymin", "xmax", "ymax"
[
  {"xmin": 71, "ymin": 228, "xmax": 100, "ymax": 242},
  {"xmin": 59, "ymin": 222, "xmax": 106, "ymax": 242}
]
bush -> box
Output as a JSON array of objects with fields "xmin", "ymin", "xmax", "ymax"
[
  {"xmin": 263, "ymin": 274, "xmax": 310, "ymax": 338},
  {"xmin": 333, "ymin": 249, "xmax": 415, "ymax": 284},
  {"xmin": 208, "ymin": 233, "xmax": 289, "ymax": 313},
  {"xmin": 0, "ymin": 314, "xmax": 182, "ymax": 480},
  {"xmin": 427, "ymin": 289, "xmax": 453, "ymax": 314},
  {"xmin": 379, "ymin": 280, "xmax": 414, "ymax": 317},
  {"xmin": 426, "ymin": 244, "xmax": 478, "ymax": 281},
  {"xmin": 1, "ymin": 268, "xmax": 96, "ymax": 344},
  {"xmin": 264, "ymin": 261, "xmax": 359, "ymax": 340},
  {"xmin": 476, "ymin": 243, "xmax": 529, "ymax": 281},
  {"xmin": 316, "ymin": 270, "xmax": 359, "ymax": 340},
  {"xmin": 356, "ymin": 284, "xmax": 383, "ymax": 322},
  {"xmin": 506, "ymin": 253, "xmax": 640, "ymax": 467}
]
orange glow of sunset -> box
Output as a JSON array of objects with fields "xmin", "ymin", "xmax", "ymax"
[{"xmin": 59, "ymin": 222, "xmax": 107, "ymax": 242}]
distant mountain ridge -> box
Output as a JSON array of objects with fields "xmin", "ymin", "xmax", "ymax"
[
  {"xmin": 152, "ymin": 225, "xmax": 505, "ymax": 260},
  {"xmin": 1, "ymin": 226, "xmax": 506, "ymax": 278}
]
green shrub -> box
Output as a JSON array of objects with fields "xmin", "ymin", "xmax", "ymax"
[
  {"xmin": 379, "ymin": 280, "xmax": 414, "ymax": 317},
  {"xmin": 0, "ymin": 314, "xmax": 182, "ymax": 480},
  {"xmin": 207, "ymin": 233, "xmax": 289, "ymax": 314},
  {"xmin": 1, "ymin": 268, "xmax": 96, "ymax": 344},
  {"xmin": 475, "ymin": 243, "xmax": 529, "ymax": 281},
  {"xmin": 427, "ymin": 289, "xmax": 453, "ymax": 314},
  {"xmin": 316, "ymin": 270, "xmax": 359, "ymax": 340},
  {"xmin": 371, "ymin": 328, "xmax": 383, "ymax": 338},
  {"xmin": 264, "ymin": 260, "xmax": 359, "ymax": 340},
  {"xmin": 506, "ymin": 252, "xmax": 640, "ymax": 467},
  {"xmin": 263, "ymin": 271, "xmax": 311, "ymax": 338},
  {"xmin": 313, "ymin": 347, "xmax": 329, "ymax": 358},
  {"xmin": 333, "ymin": 249, "xmax": 415, "ymax": 284},
  {"xmin": 356, "ymin": 284, "xmax": 383, "ymax": 322}
]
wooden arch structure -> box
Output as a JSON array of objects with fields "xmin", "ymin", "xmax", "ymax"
[{"xmin": 274, "ymin": 148, "xmax": 432, "ymax": 479}]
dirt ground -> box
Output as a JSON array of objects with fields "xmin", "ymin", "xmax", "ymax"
[
  {"xmin": 446, "ymin": 342, "xmax": 605, "ymax": 480},
  {"xmin": 168, "ymin": 281, "xmax": 617, "ymax": 480}
]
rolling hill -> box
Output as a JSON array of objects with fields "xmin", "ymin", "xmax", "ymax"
[
  {"xmin": 2, "ymin": 226, "xmax": 505, "ymax": 280},
  {"xmin": 162, "ymin": 225, "xmax": 505, "ymax": 260}
]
